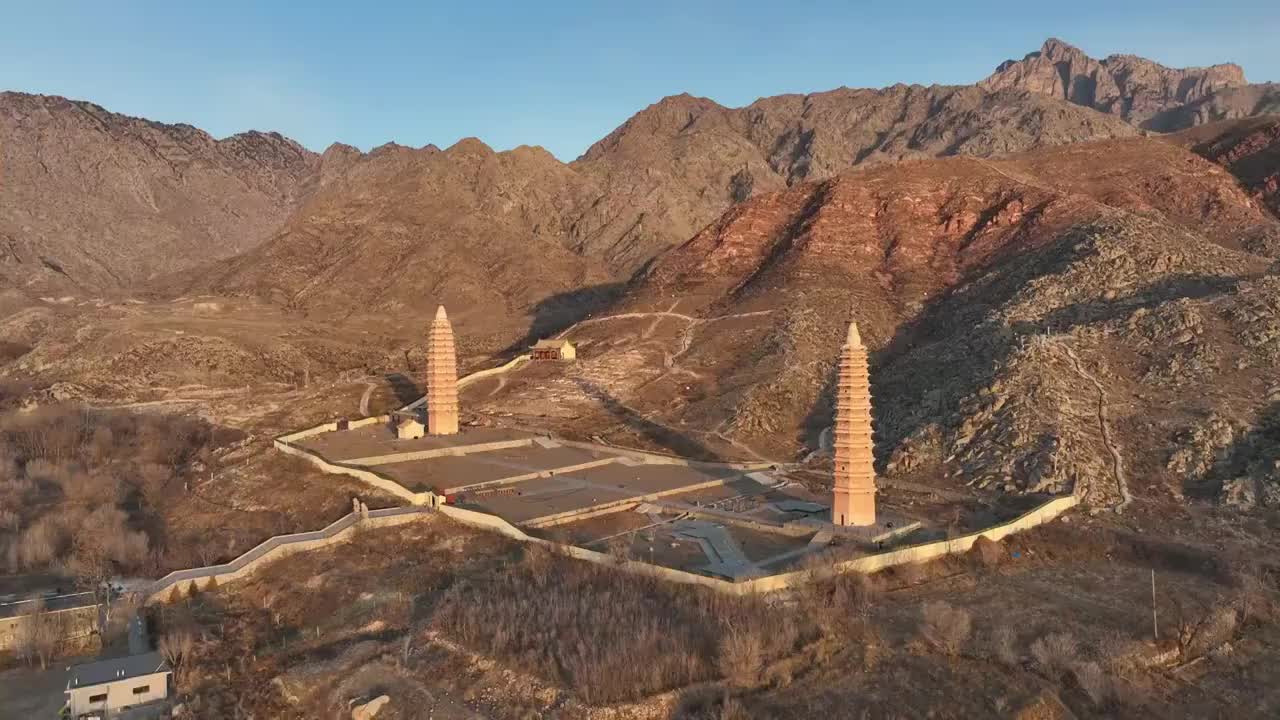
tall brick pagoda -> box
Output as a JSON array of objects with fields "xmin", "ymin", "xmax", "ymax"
[
  {"xmin": 832, "ymin": 320, "xmax": 876, "ymax": 526},
  {"xmin": 425, "ymin": 305, "xmax": 460, "ymax": 435}
]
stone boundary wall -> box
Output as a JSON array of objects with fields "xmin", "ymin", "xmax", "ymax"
[
  {"xmin": 143, "ymin": 507, "xmax": 430, "ymax": 604},
  {"xmin": 441, "ymin": 495, "xmax": 1079, "ymax": 595},
  {"xmin": 277, "ymin": 414, "xmax": 388, "ymax": 444},
  {"xmin": 109, "ymin": 495, "xmax": 1075, "ymax": 613}
]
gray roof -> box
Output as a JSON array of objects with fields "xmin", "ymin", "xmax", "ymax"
[{"xmin": 67, "ymin": 651, "xmax": 170, "ymax": 689}]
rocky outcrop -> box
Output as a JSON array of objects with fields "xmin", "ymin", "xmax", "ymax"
[
  {"xmin": 1175, "ymin": 116, "xmax": 1280, "ymax": 221},
  {"xmin": 1147, "ymin": 83, "xmax": 1280, "ymax": 132},
  {"xmin": 350, "ymin": 695, "xmax": 390, "ymax": 720},
  {"xmin": 981, "ymin": 38, "xmax": 1251, "ymax": 128}
]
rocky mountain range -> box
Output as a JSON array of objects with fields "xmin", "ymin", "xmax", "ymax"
[
  {"xmin": 570, "ymin": 85, "xmax": 1138, "ymax": 272},
  {"xmin": 164, "ymin": 79, "xmax": 1148, "ymax": 325},
  {"xmin": 4, "ymin": 38, "xmax": 1274, "ymax": 315}
]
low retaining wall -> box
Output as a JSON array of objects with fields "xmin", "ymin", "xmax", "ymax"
[
  {"xmin": 521, "ymin": 475, "xmax": 733, "ymax": 529},
  {"xmin": 348, "ymin": 438, "xmax": 533, "ymax": 467},
  {"xmin": 144, "ymin": 507, "xmax": 430, "ymax": 604},
  {"xmin": 552, "ymin": 437, "xmax": 773, "ymax": 472},
  {"xmin": 445, "ymin": 457, "xmax": 620, "ymax": 494},
  {"xmin": 661, "ymin": 502, "xmax": 814, "ymax": 538}
]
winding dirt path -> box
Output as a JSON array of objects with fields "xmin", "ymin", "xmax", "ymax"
[
  {"xmin": 555, "ymin": 308, "xmax": 774, "ymax": 337},
  {"xmin": 1060, "ymin": 342, "xmax": 1132, "ymax": 512}
]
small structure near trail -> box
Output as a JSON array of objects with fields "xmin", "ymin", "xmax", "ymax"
[
  {"xmin": 531, "ymin": 338, "xmax": 576, "ymax": 361},
  {"xmin": 394, "ymin": 413, "xmax": 425, "ymax": 440}
]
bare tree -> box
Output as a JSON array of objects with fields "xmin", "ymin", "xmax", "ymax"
[
  {"xmin": 1030, "ymin": 632, "xmax": 1078, "ymax": 677},
  {"xmin": 718, "ymin": 622, "xmax": 763, "ymax": 686},
  {"xmin": 1230, "ymin": 560, "xmax": 1272, "ymax": 626},
  {"xmin": 920, "ymin": 601, "xmax": 972, "ymax": 656},
  {"xmin": 160, "ymin": 627, "xmax": 196, "ymax": 684},
  {"xmin": 133, "ymin": 463, "xmax": 175, "ymax": 513},
  {"xmin": 67, "ymin": 506, "xmax": 149, "ymax": 631},
  {"xmin": 1072, "ymin": 661, "xmax": 1114, "ymax": 706},
  {"xmin": 14, "ymin": 598, "xmax": 64, "ymax": 669},
  {"xmin": 989, "ymin": 623, "xmax": 1019, "ymax": 667},
  {"xmin": 1174, "ymin": 595, "xmax": 1237, "ymax": 660}
]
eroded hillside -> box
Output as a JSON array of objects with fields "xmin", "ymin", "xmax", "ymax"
[{"xmin": 0, "ymin": 92, "xmax": 319, "ymax": 294}]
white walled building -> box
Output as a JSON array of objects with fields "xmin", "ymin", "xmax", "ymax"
[{"xmin": 65, "ymin": 651, "xmax": 171, "ymax": 719}]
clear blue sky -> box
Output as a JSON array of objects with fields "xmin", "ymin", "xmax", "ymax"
[{"xmin": 2, "ymin": 1, "xmax": 1276, "ymax": 160}]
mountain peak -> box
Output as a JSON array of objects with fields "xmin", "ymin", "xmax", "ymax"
[
  {"xmin": 1040, "ymin": 36, "xmax": 1085, "ymax": 57},
  {"xmin": 446, "ymin": 137, "xmax": 495, "ymax": 155},
  {"xmin": 980, "ymin": 39, "xmax": 1249, "ymax": 126}
]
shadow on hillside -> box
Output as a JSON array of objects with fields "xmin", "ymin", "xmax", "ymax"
[
  {"xmin": 386, "ymin": 373, "xmax": 421, "ymax": 407},
  {"xmin": 1184, "ymin": 400, "xmax": 1280, "ymax": 502},
  {"xmin": 802, "ymin": 223, "xmax": 1247, "ymax": 472},
  {"xmin": 499, "ymin": 281, "xmax": 629, "ymax": 356},
  {"xmin": 799, "ymin": 364, "xmax": 841, "ymax": 458},
  {"xmin": 1032, "ymin": 274, "xmax": 1240, "ymax": 333},
  {"xmin": 573, "ymin": 378, "xmax": 721, "ymax": 461}
]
